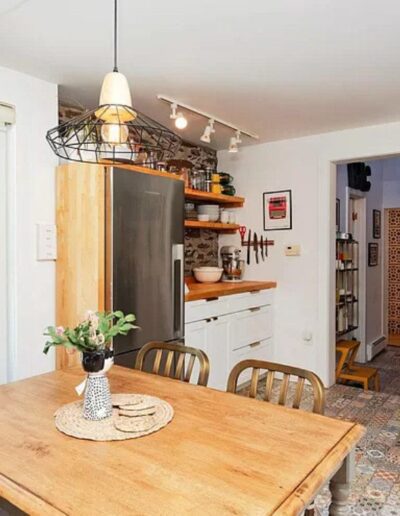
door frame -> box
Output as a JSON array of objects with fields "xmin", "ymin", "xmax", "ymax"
[
  {"xmin": 345, "ymin": 189, "xmax": 367, "ymax": 362},
  {"xmin": 0, "ymin": 121, "xmax": 17, "ymax": 383}
]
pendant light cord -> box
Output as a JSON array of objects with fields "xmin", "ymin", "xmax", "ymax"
[{"xmin": 113, "ymin": 0, "xmax": 118, "ymax": 72}]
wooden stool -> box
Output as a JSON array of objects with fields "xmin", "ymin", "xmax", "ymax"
[{"xmin": 336, "ymin": 340, "xmax": 380, "ymax": 391}]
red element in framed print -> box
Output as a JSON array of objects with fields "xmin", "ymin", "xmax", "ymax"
[{"xmin": 263, "ymin": 190, "xmax": 292, "ymax": 231}]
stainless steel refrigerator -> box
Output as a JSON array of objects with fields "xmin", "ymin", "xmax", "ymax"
[{"xmin": 105, "ymin": 167, "xmax": 184, "ymax": 367}]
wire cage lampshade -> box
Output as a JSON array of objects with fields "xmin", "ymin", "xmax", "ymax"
[
  {"xmin": 46, "ymin": 0, "xmax": 182, "ymax": 166},
  {"xmin": 46, "ymin": 104, "xmax": 182, "ymax": 165}
]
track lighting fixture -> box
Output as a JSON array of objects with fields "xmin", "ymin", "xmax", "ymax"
[
  {"xmin": 200, "ymin": 119, "xmax": 215, "ymax": 144},
  {"xmin": 228, "ymin": 130, "xmax": 242, "ymax": 153},
  {"xmin": 228, "ymin": 136, "xmax": 238, "ymax": 153},
  {"xmin": 158, "ymin": 95, "xmax": 259, "ymax": 150},
  {"xmin": 169, "ymin": 102, "xmax": 188, "ymax": 130}
]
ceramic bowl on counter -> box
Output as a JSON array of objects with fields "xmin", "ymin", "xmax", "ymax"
[{"xmin": 193, "ymin": 267, "xmax": 223, "ymax": 283}]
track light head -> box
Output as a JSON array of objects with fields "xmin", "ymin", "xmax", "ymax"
[
  {"xmin": 175, "ymin": 112, "xmax": 187, "ymax": 129},
  {"xmin": 228, "ymin": 136, "xmax": 238, "ymax": 153},
  {"xmin": 170, "ymin": 103, "xmax": 187, "ymax": 130},
  {"xmin": 170, "ymin": 103, "xmax": 178, "ymax": 119},
  {"xmin": 200, "ymin": 119, "xmax": 215, "ymax": 144}
]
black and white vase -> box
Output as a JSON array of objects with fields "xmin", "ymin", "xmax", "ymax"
[{"xmin": 81, "ymin": 349, "xmax": 114, "ymax": 421}]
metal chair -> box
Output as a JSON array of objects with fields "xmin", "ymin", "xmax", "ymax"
[
  {"xmin": 227, "ymin": 359, "xmax": 325, "ymax": 516},
  {"xmin": 227, "ymin": 359, "xmax": 325, "ymax": 415},
  {"xmin": 135, "ymin": 341, "xmax": 210, "ymax": 386}
]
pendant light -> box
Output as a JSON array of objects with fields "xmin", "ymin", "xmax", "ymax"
[{"xmin": 46, "ymin": 0, "xmax": 181, "ymax": 165}]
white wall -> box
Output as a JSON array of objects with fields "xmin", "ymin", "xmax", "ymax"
[
  {"xmin": 218, "ymin": 121, "xmax": 400, "ymax": 387},
  {"xmin": 0, "ymin": 66, "xmax": 58, "ymax": 381},
  {"xmin": 382, "ymin": 157, "xmax": 400, "ymax": 208}
]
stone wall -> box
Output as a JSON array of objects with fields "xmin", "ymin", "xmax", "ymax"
[{"xmin": 184, "ymin": 230, "xmax": 219, "ymax": 276}]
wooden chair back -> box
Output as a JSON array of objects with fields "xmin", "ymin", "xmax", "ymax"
[
  {"xmin": 227, "ymin": 359, "xmax": 325, "ymax": 414},
  {"xmin": 135, "ymin": 341, "xmax": 210, "ymax": 386}
]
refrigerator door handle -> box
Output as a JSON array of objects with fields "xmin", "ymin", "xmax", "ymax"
[{"xmin": 172, "ymin": 243, "xmax": 184, "ymax": 338}]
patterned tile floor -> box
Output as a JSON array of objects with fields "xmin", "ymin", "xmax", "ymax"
[{"xmin": 240, "ymin": 346, "xmax": 400, "ymax": 515}]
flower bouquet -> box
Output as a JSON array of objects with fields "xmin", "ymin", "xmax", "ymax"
[{"xmin": 44, "ymin": 310, "xmax": 137, "ymax": 420}]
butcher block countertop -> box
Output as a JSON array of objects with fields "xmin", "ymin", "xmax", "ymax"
[{"xmin": 185, "ymin": 280, "xmax": 277, "ymax": 302}]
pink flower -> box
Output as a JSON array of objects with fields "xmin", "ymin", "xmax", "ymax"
[{"xmin": 56, "ymin": 326, "xmax": 65, "ymax": 336}]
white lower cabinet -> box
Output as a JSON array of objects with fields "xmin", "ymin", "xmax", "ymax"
[{"xmin": 185, "ymin": 291, "xmax": 274, "ymax": 390}]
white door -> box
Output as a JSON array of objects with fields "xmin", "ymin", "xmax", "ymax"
[{"xmin": 0, "ymin": 126, "xmax": 8, "ymax": 384}]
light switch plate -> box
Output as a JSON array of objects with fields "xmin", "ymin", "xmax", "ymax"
[
  {"xmin": 37, "ymin": 224, "xmax": 57, "ymax": 260},
  {"xmin": 285, "ymin": 244, "xmax": 301, "ymax": 256}
]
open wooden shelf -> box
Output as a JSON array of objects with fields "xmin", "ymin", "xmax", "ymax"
[
  {"xmin": 184, "ymin": 188, "xmax": 245, "ymax": 207},
  {"xmin": 185, "ymin": 220, "xmax": 240, "ymax": 232}
]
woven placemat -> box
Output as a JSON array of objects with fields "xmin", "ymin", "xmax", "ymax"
[{"xmin": 54, "ymin": 394, "xmax": 173, "ymax": 441}]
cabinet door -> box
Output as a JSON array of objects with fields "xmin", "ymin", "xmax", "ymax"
[
  {"xmin": 205, "ymin": 315, "xmax": 232, "ymax": 391},
  {"xmin": 185, "ymin": 315, "xmax": 232, "ymax": 391},
  {"xmin": 185, "ymin": 320, "xmax": 208, "ymax": 386}
]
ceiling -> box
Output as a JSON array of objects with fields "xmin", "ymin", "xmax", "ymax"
[{"xmin": 1, "ymin": 0, "xmax": 400, "ymax": 150}]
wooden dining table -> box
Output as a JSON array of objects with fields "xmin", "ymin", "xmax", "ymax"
[{"xmin": 0, "ymin": 366, "xmax": 364, "ymax": 515}]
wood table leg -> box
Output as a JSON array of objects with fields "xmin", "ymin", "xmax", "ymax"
[{"xmin": 329, "ymin": 449, "xmax": 355, "ymax": 515}]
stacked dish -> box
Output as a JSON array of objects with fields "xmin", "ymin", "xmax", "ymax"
[{"xmin": 197, "ymin": 204, "xmax": 220, "ymax": 222}]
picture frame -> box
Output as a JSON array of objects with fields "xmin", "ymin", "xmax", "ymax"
[
  {"xmin": 373, "ymin": 209, "xmax": 381, "ymax": 239},
  {"xmin": 368, "ymin": 242, "xmax": 378, "ymax": 266},
  {"xmin": 336, "ymin": 198, "xmax": 340, "ymax": 232},
  {"xmin": 263, "ymin": 190, "xmax": 292, "ymax": 231}
]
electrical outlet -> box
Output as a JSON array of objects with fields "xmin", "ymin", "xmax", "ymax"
[{"xmin": 285, "ymin": 245, "xmax": 301, "ymax": 256}]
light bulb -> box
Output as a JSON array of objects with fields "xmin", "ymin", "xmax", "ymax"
[
  {"xmin": 175, "ymin": 112, "xmax": 188, "ymax": 129},
  {"xmin": 101, "ymin": 123, "xmax": 129, "ymax": 146}
]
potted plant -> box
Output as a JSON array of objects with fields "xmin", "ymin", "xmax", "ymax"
[{"xmin": 44, "ymin": 310, "xmax": 137, "ymax": 420}]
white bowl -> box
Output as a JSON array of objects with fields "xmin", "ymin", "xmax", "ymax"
[
  {"xmin": 197, "ymin": 214, "xmax": 210, "ymax": 222},
  {"xmin": 197, "ymin": 204, "xmax": 219, "ymax": 211},
  {"xmin": 193, "ymin": 267, "xmax": 223, "ymax": 283}
]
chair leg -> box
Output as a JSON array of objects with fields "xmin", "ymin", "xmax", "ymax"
[{"xmin": 363, "ymin": 378, "xmax": 369, "ymax": 391}]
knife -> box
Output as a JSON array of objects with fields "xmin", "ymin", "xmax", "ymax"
[
  {"xmin": 260, "ymin": 235, "xmax": 264, "ymax": 261},
  {"xmin": 247, "ymin": 229, "xmax": 251, "ymax": 265},
  {"xmin": 254, "ymin": 232, "xmax": 259, "ymax": 264}
]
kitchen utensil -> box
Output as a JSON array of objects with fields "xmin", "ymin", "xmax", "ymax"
[
  {"xmin": 239, "ymin": 226, "xmax": 247, "ymax": 243},
  {"xmin": 265, "ymin": 233, "xmax": 268, "ymax": 257},
  {"xmin": 260, "ymin": 235, "xmax": 264, "ymax": 261},
  {"xmin": 193, "ymin": 267, "xmax": 223, "ymax": 283},
  {"xmin": 254, "ymin": 232, "xmax": 259, "ymax": 264},
  {"xmin": 228, "ymin": 211, "xmax": 236, "ymax": 224},
  {"xmin": 220, "ymin": 246, "xmax": 245, "ymax": 282},
  {"xmin": 197, "ymin": 214, "xmax": 210, "ymax": 222},
  {"xmin": 247, "ymin": 229, "xmax": 251, "ymax": 265}
]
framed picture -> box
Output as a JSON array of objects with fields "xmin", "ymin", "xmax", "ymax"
[
  {"xmin": 263, "ymin": 190, "xmax": 292, "ymax": 231},
  {"xmin": 373, "ymin": 209, "xmax": 381, "ymax": 239},
  {"xmin": 336, "ymin": 198, "xmax": 340, "ymax": 231},
  {"xmin": 368, "ymin": 242, "xmax": 378, "ymax": 266}
]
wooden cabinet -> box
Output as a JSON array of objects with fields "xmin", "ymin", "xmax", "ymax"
[{"xmin": 185, "ymin": 290, "xmax": 274, "ymax": 390}]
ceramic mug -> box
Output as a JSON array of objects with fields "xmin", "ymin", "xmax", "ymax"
[{"xmin": 220, "ymin": 211, "xmax": 229, "ymax": 223}]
